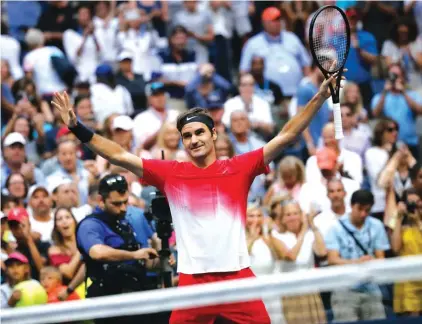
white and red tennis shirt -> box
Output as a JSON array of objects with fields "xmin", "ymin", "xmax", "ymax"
[{"xmin": 142, "ymin": 148, "xmax": 269, "ymax": 274}]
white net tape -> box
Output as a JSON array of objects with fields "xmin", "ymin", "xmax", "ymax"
[{"xmin": 2, "ymin": 256, "xmax": 422, "ymax": 324}]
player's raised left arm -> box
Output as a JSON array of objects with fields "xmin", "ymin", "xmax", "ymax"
[{"xmin": 263, "ymin": 73, "xmax": 338, "ymax": 165}]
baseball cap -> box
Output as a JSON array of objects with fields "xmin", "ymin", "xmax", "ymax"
[
  {"xmin": 3, "ymin": 132, "xmax": 26, "ymax": 147},
  {"xmin": 316, "ymin": 148, "xmax": 338, "ymax": 171},
  {"xmin": 27, "ymin": 184, "xmax": 49, "ymax": 200},
  {"xmin": 56, "ymin": 126, "xmax": 71, "ymax": 140},
  {"xmin": 124, "ymin": 8, "xmax": 141, "ymax": 21},
  {"xmin": 112, "ymin": 115, "xmax": 134, "ymax": 131},
  {"xmin": 118, "ymin": 51, "xmax": 133, "ymax": 62},
  {"xmin": 95, "ymin": 64, "xmax": 113, "ymax": 77},
  {"xmin": 47, "ymin": 177, "xmax": 73, "ymax": 194},
  {"xmin": 7, "ymin": 207, "xmax": 29, "ymax": 223},
  {"xmin": 345, "ymin": 8, "xmax": 359, "ymax": 19},
  {"xmin": 145, "ymin": 82, "xmax": 166, "ymax": 97},
  {"xmin": 206, "ymin": 92, "xmax": 224, "ymax": 110},
  {"xmin": 262, "ymin": 7, "xmax": 282, "ymax": 21},
  {"xmin": 5, "ymin": 252, "xmax": 29, "ymax": 265}
]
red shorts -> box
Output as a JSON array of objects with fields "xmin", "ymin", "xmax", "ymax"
[{"xmin": 170, "ymin": 268, "xmax": 270, "ymax": 324}]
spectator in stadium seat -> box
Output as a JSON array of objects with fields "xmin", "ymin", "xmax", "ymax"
[
  {"xmin": 223, "ymin": 74, "xmax": 274, "ymax": 140},
  {"xmin": 41, "ymin": 266, "xmax": 80, "ymax": 303},
  {"xmin": 0, "ymin": 252, "xmax": 32, "ymax": 308},
  {"xmin": 240, "ymin": 6, "xmax": 311, "ymax": 98},
  {"xmin": 47, "ymin": 140, "xmax": 91, "ymax": 205},
  {"xmin": 0, "ymin": 22, "xmax": 23, "ymax": 81},
  {"xmin": 365, "ymin": 118, "xmax": 400, "ymax": 220},
  {"xmin": 339, "ymin": 103, "xmax": 371, "ymax": 160},
  {"xmin": 404, "ymin": 0, "xmax": 422, "ymax": 36},
  {"xmin": 299, "ymin": 147, "xmax": 360, "ymax": 214},
  {"xmin": 155, "ymin": 25, "xmax": 197, "ymax": 112},
  {"xmin": 36, "ymin": 1, "xmax": 76, "ymax": 52},
  {"xmin": 389, "ymin": 188, "xmax": 422, "ymax": 316},
  {"xmin": 246, "ymin": 205, "xmax": 283, "ymax": 324},
  {"xmin": 48, "ymin": 208, "xmax": 82, "ymax": 283},
  {"xmin": 325, "ymin": 190, "xmax": 389, "ymax": 322},
  {"xmin": 264, "ymin": 156, "xmax": 305, "ymax": 205},
  {"xmin": 93, "ymin": 1, "xmax": 119, "ymax": 64},
  {"xmin": 150, "ymin": 122, "xmax": 186, "ymax": 161},
  {"xmin": 1, "ymin": 60, "xmax": 15, "ymax": 89},
  {"xmin": 314, "ymin": 179, "xmax": 348, "ymax": 238},
  {"xmin": 184, "ymin": 63, "xmax": 232, "ymax": 110},
  {"xmin": 7, "ymin": 208, "xmax": 50, "ymax": 280},
  {"xmin": 133, "ymin": 82, "xmax": 179, "ymax": 150},
  {"xmin": 410, "ymin": 164, "xmax": 422, "ymax": 198},
  {"xmin": 173, "ymin": 0, "xmax": 215, "ymax": 65},
  {"xmin": 205, "ymin": 96, "xmax": 227, "ymax": 135},
  {"xmin": 27, "ymin": 184, "xmax": 54, "ymax": 243},
  {"xmin": 23, "ymin": 28, "xmax": 67, "ymax": 98},
  {"xmin": 296, "ymin": 63, "xmax": 331, "ymax": 157},
  {"xmin": 382, "ymin": 17, "xmax": 422, "ymax": 93},
  {"xmin": 115, "ymin": 51, "xmax": 147, "ymax": 114},
  {"xmin": 63, "ymin": 5, "xmax": 103, "ymax": 83},
  {"xmin": 214, "ymin": 133, "xmax": 235, "ymax": 160},
  {"xmin": 271, "ymin": 201, "xmax": 327, "ymax": 324},
  {"xmin": 1, "ymin": 133, "xmax": 45, "ymax": 189},
  {"xmin": 307, "ymin": 123, "xmax": 363, "ymax": 185},
  {"xmin": 371, "ymin": 63, "xmax": 422, "ymax": 159},
  {"xmin": 343, "ymin": 7, "xmax": 378, "ymax": 112},
  {"xmin": 4, "ymin": 173, "xmax": 28, "ymax": 207},
  {"xmin": 90, "ymin": 64, "xmax": 134, "ymax": 125}
]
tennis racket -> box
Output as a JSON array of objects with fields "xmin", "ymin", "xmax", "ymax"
[{"xmin": 309, "ymin": 5, "xmax": 350, "ymax": 139}]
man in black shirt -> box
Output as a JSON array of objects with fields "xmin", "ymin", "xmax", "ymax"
[{"xmin": 7, "ymin": 207, "xmax": 49, "ymax": 280}]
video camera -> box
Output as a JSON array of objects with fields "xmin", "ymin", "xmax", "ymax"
[{"xmin": 144, "ymin": 189, "xmax": 174, "ymax": 288}]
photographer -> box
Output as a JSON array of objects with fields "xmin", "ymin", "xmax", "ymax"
[
  {"xmin": 389, "ymin": 188, "xmax": 422, "ymax": 316},
  {"xmin": 371, "ymin": 64, "xmax": 422, "ymax": 159},
  {"xmin": 76, "ymin": 174, "xmax": 158, "ymax": 324}
]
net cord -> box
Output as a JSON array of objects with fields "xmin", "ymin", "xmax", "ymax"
[{"xmin": 2, "ymin": 256, "xmax": 422, "ymax": 324}]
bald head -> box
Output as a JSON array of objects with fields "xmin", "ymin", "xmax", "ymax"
[{"xmin": 322, "ymin": 122, "xmax": 338, "ymax": 150}]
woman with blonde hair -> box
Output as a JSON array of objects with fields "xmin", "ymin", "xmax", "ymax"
[
  {"xmin": 271, "ymin": 200, "xmax": 327, "ymax": 324},
  {"xmin": 264, "ymin": 156, "xmax": 305, "ymax": 206},
  {"xmin": 150, "ymin": 122, "xmax": 186, "ymax": 161},
  {"xmin": 246, "ymin": 205, "xmax": 284, "ymax": 324}
]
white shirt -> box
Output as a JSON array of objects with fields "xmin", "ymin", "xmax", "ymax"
[
  {"xmin": 298, "ymin": 176, "xmax": 360, "ymax": 214},
  {"xmin": 63, "ymin": 29, "xmax": 102, "ymax": 82},
  {"xmin": 29, "ymin": 214, "xmax": 54, "ymax": 243},
  {"xmin": 223, "ymin": 95, "xmax": 274, "ymax": 127},
  {"xmin": 71, "ymin": 204, "xmax": 92, "ymax": 223},
  {"xmin": 93, "ymin": 16, "xmax": 119, "ymax": 63},
  {"xmin": 90, "ymin": 83, "xmax": 134, "ymax": 124},
  {"xmin": 133, "ymin": 108, "xmax": 179, "ymax": 148},
  {"xmin": 314, "ymin": 209, "xmax": 346, "ymax": 238},
  {"xmin": 23, "ymin": 47, "xmax": 67, "ymax": 95},
  {"xmin": 272, "ymin": 230, "xmax": 315, "ymax": 272},
  {"xmin": 364, "ymin": 147, "xmax": 389, "ymax": 213},
  {"xmin": 306, "ymin": 148, "xmax": 363, "ymax": 185},
  {"xmin": 0, "ymin": 35, "xmax": 24, "ymax": 79},
  {"xmin": 250, "ymin": 238, "xmax": 276, "ymax": 276}
]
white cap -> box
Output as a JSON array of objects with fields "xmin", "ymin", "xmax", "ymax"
[
  {"xmin": 124, "ymin": 9, "xmax": 140, "ymax": 21},
  {"xmin": 112, "ymin": 115, "xmax": 134, "ymax": 131},
  {"xmin": 47, "ymin": 177, "xmax": 73, "ymax": 194},
  {"xmin": 3, "ymin": 132, "xmax": 26, "ymax": 147},
  {"xmin": 118, "ymin": 51, "xmax": 133, "ymax": 62},
  {"xmin": 27, "ymin": 184, "xmax": 49, "ymax": 200}
]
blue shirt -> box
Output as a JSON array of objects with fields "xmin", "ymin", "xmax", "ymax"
[
  {"xmin": 344, "ymin": 31, "xmax": 378, "ymax": 84},
  {"xmin": 125, "ymin": 206, "xmax": 154, "ymax": 248},
  {"xmin": 240, "ymin": 31, "xmax": 311, "ymax": 96},
  {"xmin": 325, "ymin": 214, "xmax": 390, "ymax": 292},
  {"xmin": 371, "ymin": 91, "xmax": 422, "ymax": 146},
  {"xmin": 296, "ymin": 78, "xmax": 331, "ymax": 144}
]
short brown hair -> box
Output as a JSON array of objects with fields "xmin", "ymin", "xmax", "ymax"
[{"xmin": 176, "ymin": 108, "xmax": 213, "ymax": 132}]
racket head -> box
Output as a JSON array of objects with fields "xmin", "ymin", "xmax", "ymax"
[{"xmin": 309, "ymin": 5, "xmax": 351, "ymax": 76}]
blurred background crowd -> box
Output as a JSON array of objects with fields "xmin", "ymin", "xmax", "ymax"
[{"xmin": 1, "ymin": 0, "xmax": 422, "ymax": 323}]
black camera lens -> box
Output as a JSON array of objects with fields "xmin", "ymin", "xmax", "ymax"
[{"xmin": 406, "ymin": 201, "xmax": 417, "ymax": 214}]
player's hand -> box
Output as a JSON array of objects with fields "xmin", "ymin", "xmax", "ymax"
[
  {"xmin": 51, "ymin": 92, "xmax": 78, "ymax": 127},
  {"xmin": 132, "ymin": 248, "xmax": 159, "ymax": 260},
  {"xmin": 319, "ymin": 70, "xmax": 347, "ymax": 99}
]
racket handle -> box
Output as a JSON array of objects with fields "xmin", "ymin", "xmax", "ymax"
[{"xmin": 333, "ymin": 102, "xmax": 344, "ymax": 140}]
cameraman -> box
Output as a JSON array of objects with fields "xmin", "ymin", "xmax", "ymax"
[
  {"xmin": 390, "ymin": 188, "xmax": 422, "ymax": 316},
  {"xmin": 371, "ymin": 64, "xmax": 422, "ymax": 159},
  {"xmin": 76, "ymin": 174, "xmax": 158, "ymax": 324}
]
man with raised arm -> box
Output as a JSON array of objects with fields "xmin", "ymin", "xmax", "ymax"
[{"xmin": 51, "ymin": 72, "xmax": 340, "ymax": 324}]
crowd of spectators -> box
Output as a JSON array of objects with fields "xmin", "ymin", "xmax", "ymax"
[{"xmin": 1, "ymin": 0, "xmax": 422, "ymax": 323}]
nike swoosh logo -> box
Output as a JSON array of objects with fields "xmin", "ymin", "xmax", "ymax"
[{"xmin": 186, "ymin": 116, "xmax": 196, "ymax": 121}]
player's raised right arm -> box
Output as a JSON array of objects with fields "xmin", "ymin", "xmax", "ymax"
[{"xmin": 51, "ymin": 91, "xmax": 143, "ymax": 177}]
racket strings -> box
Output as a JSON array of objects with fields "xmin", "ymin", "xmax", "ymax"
[{"xmin": 311, "ymin": 8, "xmax": 348, "ymax": 73}]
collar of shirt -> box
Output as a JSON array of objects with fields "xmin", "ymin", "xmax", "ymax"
[
  {"xmin": 263, "ymin": 31, "xmax": 283, "ymax": 44},
  {"xmin": 341, "ymin": 213, "xmax": 371, "ymax": 233}
]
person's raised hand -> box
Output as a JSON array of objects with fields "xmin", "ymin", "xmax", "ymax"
[
  {"xmin": 51, "ymin": 92, "xmax": 77, "ymax": 127},
  {"xmin": 319, "ymin": 71, "xmax": 347, "ymax": 99}
]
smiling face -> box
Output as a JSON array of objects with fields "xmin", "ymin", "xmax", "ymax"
[{"xmin": 181, "ymin": 122, "xmax": 217, "ymax": 162}]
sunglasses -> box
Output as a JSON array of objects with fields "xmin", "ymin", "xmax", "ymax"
[{"xmin": 386, "ymin": 127, "xmax": 398, "ymax": 132}]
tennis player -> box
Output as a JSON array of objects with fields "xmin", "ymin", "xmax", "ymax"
[{"xmin": 52, "ymin": 73, "xmax": 338, "ymax": 324}]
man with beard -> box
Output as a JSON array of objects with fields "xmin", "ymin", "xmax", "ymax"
[
  {"xmin": 76, "ymin": 174, "xmax": 159, "ymax": 324},
  {"xmin": 27, "ymin": 185, "xmax": 54, "ymax": 242}
]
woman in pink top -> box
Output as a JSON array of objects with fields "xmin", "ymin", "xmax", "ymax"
[{"xmin": 264, "ymin": 156, "xmax": 305, "ymax": 205}]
